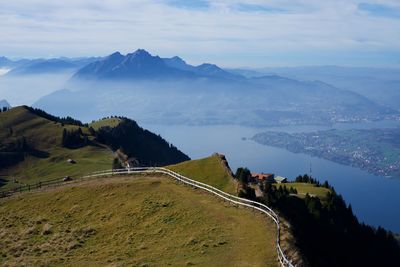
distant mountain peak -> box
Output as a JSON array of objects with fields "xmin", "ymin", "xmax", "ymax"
[
  {"xmin": 0, "ymin": 56, "xmax": 13, "ymax": 67},
  {"xmin": 197, "ymin": 63, "xmax": 220, "ymax": 70},
  {"xmin": 130, "ymin": 49, "xmax": 152, "ymax": 57},
  {"xmin": 196, "ymin": 63, "xmax": 226, "ymax": 75},
  {"xmin": 73, "ymin": 49, "xmax": 182, "ymax": 80},
  {"xmin": 124, "ymin": 49, "xmax": 162, "ymax": 64},
  {"xmin": 0, "ymin": 99, "xmax": 11, "ymax": 109},
  {"xmin": 170, "ymin": 56, "xmax": 186, "ymax": 63},
  {"xmin": 163, "ymin": 55, "xmax": 194, "ymax": 72},
  {"xmin": 109, "ymin": 51, "xmax": 123, "ymax": 58},
  {"xmin": 106, "ymin": 52, "xmax": 124, "ymax": 64},
  {"xmin": 72, "ymin": 49, "xmax": 244, "ymax": 81}
]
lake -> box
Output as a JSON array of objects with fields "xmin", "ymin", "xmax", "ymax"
[{"xmin": 144, "ymin": 121, "xmax": 400, "ymax": 233}]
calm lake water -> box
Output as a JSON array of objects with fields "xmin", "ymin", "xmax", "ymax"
[{"xmin": 144, "ymin": 120, "xmax": 400, "ymax": 233}]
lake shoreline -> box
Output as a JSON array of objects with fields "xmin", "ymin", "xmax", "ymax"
[{"xmin": 144, "ymin": 121, "xmax": 400, "ymax": 232}]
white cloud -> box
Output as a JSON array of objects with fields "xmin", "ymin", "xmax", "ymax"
[{"xmin": 0, "ymin": 0, "xmax": 399, "ymax": 66}]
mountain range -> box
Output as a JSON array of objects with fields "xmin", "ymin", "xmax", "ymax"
[
  {"xmin": 1, "ymin": 57, "xmax": 100, "ymax": 75},
  {"xmin": 1, "ymin": 49, "xmax": 398, "ymax": 126},
  {"xmin": 0, "ymin": 105, "xmax": 189, "ymax": 186},
  {"xmin": 72, "ymin": 49, "xmax": 243, "ymax": 81},
  {"xmin": 231, "ymin": 66, "xmax": 400, "ymax": 112}
]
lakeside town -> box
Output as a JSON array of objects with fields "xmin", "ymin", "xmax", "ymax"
[{"xmin": 252, "ymin": 128, "xmax": 400, "ymax": 178}]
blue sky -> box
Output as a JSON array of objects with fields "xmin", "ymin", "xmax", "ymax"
[
  {"xmin": 0, "ymin": 0, "xmax": 400, "ymax": 67},
  {"xmin": 359, "ymin": 2, "xmax": 400, "ymax": 18}
]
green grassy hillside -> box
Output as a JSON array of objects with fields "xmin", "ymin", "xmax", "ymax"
[
  {"xmin": 0, "ymin": 106, "xmax": 189, "ymax": 190},
  {"xmin": 0, "ymin": 107, "xmax": 113, "ymax": 189},
  {"xmin": 0, "ymin": 176, "xmax": 278, "ymax": 266},
  {"xmin": 276, "ymin": 182, "xmax": 331, "ymax": 200},
  {"xmin": 167, "ymin": 154, "xmax": 237, "ymax": 195},
  {"xmin": 89, "ymin": 117, "xmax": 122, "ymax": 130}
]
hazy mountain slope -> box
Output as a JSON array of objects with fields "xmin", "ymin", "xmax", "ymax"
[
  {"xmin": 163, "ymin": 56, "xmax": 196, "ymax": 71},
  {"xmin": 163, "ymin": 56, "xmax": 244, "ymax": 80},
  {"xmin": 6, "ymin": 57, "xmax": 101, "ymax": 76},
  {"xmin": 253, "ymin": 66, "xmax": 400, "ymax": 111},
  {"xmin": 72, "ymin": 49, "xmax": 244, "ymax": 82},
  {"xmin": 0, "ymin": 57, "xmax": 14, "ymax": 68},
  {"xmin": 33, "ymin": 50, "xmax": 397, "ymax": 127},
  {"xmin": 34, "ymin": 76, "xmax": 395, "ymax": 127},
  {"xmin": 6, "ymin": 59, "xmax": 76, "ymax": 75},
  {"xmin": 73, "ymin": 49, "xmax": 197, "ymax": 80},
  {"xmin": 250, "ymin": 75, "xmax": 392, "ymax": 117}
]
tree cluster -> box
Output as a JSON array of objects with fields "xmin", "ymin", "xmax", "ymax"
[
  {"xmin": 62, "ymin": 128, "xmax": 88, "ymax": 149},
  {"xmin": 234, "ymin": 167, "xmax": 256, "ymax": 199},
  {"xmin": 295, "ymin": 174, "xmax": 333, "ymax": 189},
  {"xmin": 112, "ymin": 158, "xmax": 123, "ymax": 169},
  {"xmin": 281, "ymin": 189, "xmax": 400, "ymax": 267},
  {"xmin": 235, "ymin": 167, "xmax": 251, "ymax": 184},
  {"xmin": 235, "ymin": 167, "xmax": 400, "ymax": 267},
  {"xmin": 259, "ymin": 182, "xmax": 296, "ymax": 206},
  {"xmin": 95, "ymin": 118, "xmax": 190, "ymax": 166},
  {"xmin": 25, "ymin": 106, "xmax": 86, "ymax": 127}
]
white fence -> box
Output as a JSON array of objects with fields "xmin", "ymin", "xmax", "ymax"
[{"xmin": 83, "ymin": 167, "xmax": 295, "ymax": 267}]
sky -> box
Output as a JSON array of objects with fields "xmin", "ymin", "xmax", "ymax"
[{"xmin": 1, "ymin": 0, "xmax": 400, "ymax": 67}]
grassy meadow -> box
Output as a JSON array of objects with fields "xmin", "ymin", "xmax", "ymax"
[
  {"xmin": 275, "ymin": 182, "xmax": 331, "ymax": 200},
  {"xmin": 0, "ymin": 176, "xmax": 278, "ymax": 266},
  {"xmin": 0, "ymin": 107, "xmax": 113, "ymax": 189},
  {"xmin": 168, "ymin": 155, "xmax": 237, "ymax": 195},
  {"xmin": 89, "ymin": 118, "xmax": 122, "ymax": 130}
]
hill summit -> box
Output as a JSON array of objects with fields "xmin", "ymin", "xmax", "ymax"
[{"xmin": 0, "ymin": 106, "xmax": 189, "ymax": 189}]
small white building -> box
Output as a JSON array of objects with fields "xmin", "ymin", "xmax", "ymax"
[{"xmin": 274, "ymin": 176, "xmax": 287, "ymax": 184}]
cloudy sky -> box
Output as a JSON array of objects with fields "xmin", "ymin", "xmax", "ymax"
[{"xmin": 1, "ymin": 0, "xmax": 400, "ymax": 67}]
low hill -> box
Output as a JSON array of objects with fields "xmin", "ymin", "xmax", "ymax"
[
  {"xmin": 167, "ymin": 154, "xmax": 237, "ymax": 195},
  {"xmin": 276, "ymin": 182, "xmax": 331, "ymax": 200},
  {"xmin": 0, "ymin": 106, "xmax": 111, "ymax": 189},
  {"xmin": 0, "ymin": 107, "xmax": 189, "ymax": 189},
  {"xmin": 0, "ymin": 176, "xmax": 278, "ymax": 266},
  {"xmin": 94, "ymin": 117, "xmax": 190, "ymax": 166},
  {"xmin": 89, "ymin": 117, "xmax": 122, "ymax": 130}
]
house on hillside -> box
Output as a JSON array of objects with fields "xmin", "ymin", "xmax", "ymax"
[
  {"xmin": 274, "ymin": 176, "xmax": 287, "ymax": 184},
  {"xmin": 251, "ymin": 173, "xmax": 275, "ymax": 184}
]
